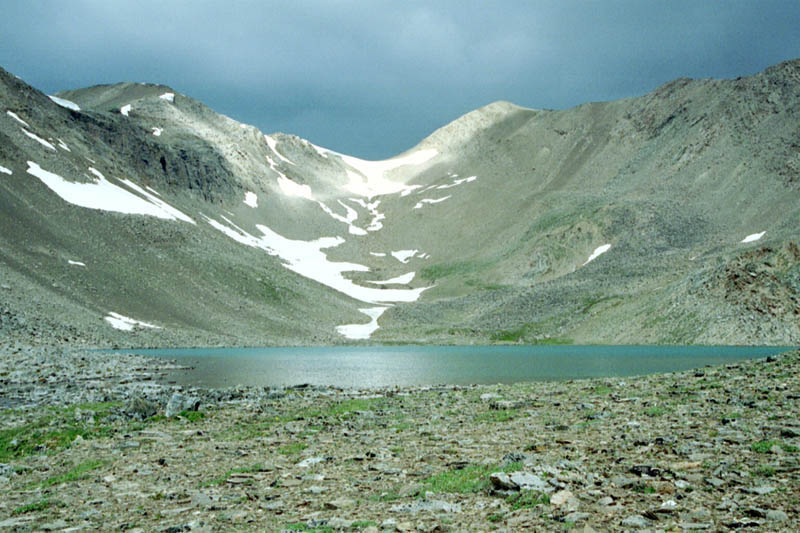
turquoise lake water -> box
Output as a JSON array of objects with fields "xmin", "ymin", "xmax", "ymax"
[{"xmin": 127, "ymin": 344, "xmax": 795, "ymax": 388}]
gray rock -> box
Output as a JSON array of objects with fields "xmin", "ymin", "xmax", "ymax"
[
  {"xmin": 780, "ymin": 427, "xmax": 800, "ymax": 438},
  {"xmin": 191, "ymin": 492, "xmax": 213, "ymax": 507},
  {"xmin": 390, "ymin": 499, "xmax": 461, "ymax": 514},
  {"xmin": 297, "ymin": 456, "xmax": 326, "ymax": 468},
  {"xmin": 489, "ymin": 472, "xmax": 516, "ymax": 490},
  {"xmin": 126, "ymin": 396, "xmax": 158, "ymax": 420},
  {"xmin": 327, "ymin": 517, "xmax": 354, "ymax": 528},
  {"xmin": 621, "ymin": 515, "xmax": 649, "ymax": 528},
  {"xmin": 325, "ymin": 498, "xmax": 355, "ymax": 509},
  {"xmin": 597, "ymin": 496, "xmax": 614, "ymax": 506},
  {"xmin": 510, "ymin": 471, "xmax": 550, "ymax": 492},
  {"xmin": 766, "ymin": 509, "xmax": 788, "ymax": 521},
  {"xmin": 165, "ymin": 392, "xmax": 200, "ymax": 417},
  {"xmin": 564, "ymin": 512, "xmax": 590, "ymax": 523},
  {"xmin": 744, "ymin": 485, "xmax": 774, "ymax": 495}
]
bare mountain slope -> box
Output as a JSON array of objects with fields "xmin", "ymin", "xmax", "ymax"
[{"xmin": 1, "ymin": 60, "xmax": 798, "ymax": 347}]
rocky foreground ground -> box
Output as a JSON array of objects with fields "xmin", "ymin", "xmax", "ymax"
[{"xmin": 1, "ymin": 345, "xmax": 799, "ymax": 532}]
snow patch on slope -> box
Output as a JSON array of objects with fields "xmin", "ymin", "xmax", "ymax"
[
  {"xmin": 336, "ymin": 307, "xmax": 387, "ymax": 340},
  {"xmin": 203, "ymin": 216, "xmax": 428, "ymax": 305},
  {"xmin": 48, "ymin": 95, "xmax": 80, "ymax": 111},
  {"xmin": 6, "ymin": 111, "xmax": 30, "ymax": 128},
  {"xmin": 159, "ymin": 92, "xmax": 175, "ymax": 102},
  {"xmin": 105, "ymin": 312, "xmax": 161, "ymax": 331},
  {"xmin": 27, "ymin": 162, "xmax": 194, "ymax": 223},
  {"xmin": 583, "ymin": 244, "xmax": 611, "ymax": 266},
  {"xmin": 264, "ymin": 135, "xmax": 295, "ymax": 165},
  {"xmin": 57, "ymin": 139, "xmax": 70, "ymax": 151},
  {"xmin": 0, "ymin": 166, "xmax": 11, "ymax": 175},
  {"xmin": 414, "ymin": 195, "xmax": 451, "ymax": 209},
  {"xmin": 741, "ymin": 231, "xmax": 766, "ymax": 243},
  {"xmin": 67, "ymin": 260, "xmax": 86, "ymax": 267},
  {"xmin": 277, "ymin": 176, "xmax": 313, "ymax": 200},
  {"xmin": 244, "ymin": 191, "xmax": 258, "ymax": 208},
  {"xmin": 338, "ymin": 149, "xmax": 438, "ymax": 198},
  {"xmin": 152, "ymin": 127, "xmax": 163, "ymax": 136},
  {"xmin": 437, "ymin": 175, "xmax": 476, "ymax": 189},
  {"xmin": 391, "ymin": 250, "xmax": 419, "ymax": 264},
  {"xmin": 21, "ymin": 129, "xmax": 56, "ymax": 151}
]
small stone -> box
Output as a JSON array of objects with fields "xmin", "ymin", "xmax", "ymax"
[
  {"xmin": 325, "ymin": 498, "xmax": 355, "ymax": 509},
  {"xmin": 690, "ymin": 508, "xmax": 711, "ymax": 521},
  {"xmin": 165, "ymin": 392, "xmax": 200, "ymax": 417},
  {"xmin": 780, "ymin": 427, "xmax": 800, "ymax": 438},
  {"xmin": 389, "ymin": 499, "xmax": 461, "ymax": 514},
  {"xmin": 705, "ymin": 477, "xmax": 725, "ymax": 488},
  {"xmin": 489, "ymin": 472, "xmax": 516, "ymax": 490},
  {"xmin": 297, "ymin": 456, "xmax": 325, "ymax": 468},
  {"xmin": 745, "ymin": 485, "xmax": 775, "ymax": 495},
  {"xmin": 675, "ymin": 480, "xmax": 691, "ymax": 489},
  {"xmin": 597, "ymin": 496, "xmax": 614, "ymax": 506},
  {"xmin": 621, "ymin": 515, "xmax": 649, "ymax": 528},
  {"xmin": 766, "ymin": 509, "xmax": 788, "ymax": 521},
  {"xmin": 679, "ymin": 523, "xmax": 712, "ymax": 530},
  {"xmin": 510, "ymin": 471, "xmax": 549, "ymax": 492},
  {"xmin": 327, "ymin": 517, "xmax": 354, "ymax": 528},
  {"xmin": 550, "ymin": 489, "xmax": 575, "ymax": 507},
  {"xmin": 480, "ymin": 393, "xmax": 502, "ymax": 401},
  {"xmin": 39, "ymin": 520, "xmax": 68, "ymax": 531},
  {"xmin": 191, "ymin": 492, "xmax": 213, "ymax": 507},
  {"xmin": 564, "ymin": 512, "xmax": 590, "ymax": 523},
  {"xmin": 126, "ymin": 396, "xmax": 158, "ymax": 420}
]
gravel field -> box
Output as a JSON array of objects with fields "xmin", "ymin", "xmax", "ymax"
[{"xmin": 1, "ymin": 344, "xmax": 798, "ymax": 531}]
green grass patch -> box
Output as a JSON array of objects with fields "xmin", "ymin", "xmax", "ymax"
[
  {"xmin": 0, "ymin": 402, "xmax": 121, "ymax": 461},
  {"xmin": 488, "ymin": 322, "xmax": 572, "ymax": 344},
  {"xmin": 423, "ymin": 463, "xmax": 495, "ymax": 494},
  {"xmin": 751, "ymin": 440, "xmax": 780, "ymax": 453},
  {"xmin": 644, "ymin": 406, "xmax": 670, "ymax": 417},
  {"xmin": 756, "ymin": 465, "xmax": 776, "ymax": 477},
  {"xmin": 282, "ymin": 523, "xmax": 335, "ymax": 532},
  {"xmin": 39, "ymin": 459, "xmax": 106, "ymax": 487},
  {"xmin": 419, "ymin": 261, "xmax": 480, "ymax": 281},
  {"xmin": 369, "ymin": 491, "xmax": 402, "ymax": 502},
  {"xmin": 351, "ymin": 521, "xmax": 378, "ymax": 529},
  {"xmin": 506, "ymin": 490, "xmax": 549, "ymax": 510},
  {"xmin": 632, "ymin": 483, "xmax": 657, "ymax": 494},
  {"xmin": 475, "ymin": 409, "xmax": 518, "ymax": 423},
  {"xmin": 178, "ymin": 410, "xmax": 205, "ymax": 423},
  {"xmin": 580, "ymin": 294, "xmax": 621, "ymax": 314},
  {"xmin": 278, "ymin": 442, "xmax": 307, "ymax": 455},
  {"xmin": 12, "ymin": 498, "xmax": 63, "ymax": 515},
  {"xmin": 501, "ymin": 461, "xmax": 524, "ymax": 473}
]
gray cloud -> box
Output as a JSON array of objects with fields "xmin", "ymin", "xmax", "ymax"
[{"xmin": 2, "ymin": 0, "xmax": 799, "ymax": 158}]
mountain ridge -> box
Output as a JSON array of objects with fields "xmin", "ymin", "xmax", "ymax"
[{"xmin": 1, "ymin": 60, "xmax": 798, "ymax": 347}]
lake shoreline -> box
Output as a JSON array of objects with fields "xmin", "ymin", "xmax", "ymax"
[{"xmin": 1, "ymin": 343, "xmax": 799, "ymax": 530}]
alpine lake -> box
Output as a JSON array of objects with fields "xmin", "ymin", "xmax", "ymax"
[{"xmin": 124, "ymin": 344, "xmax": 795, "ymax": 389}]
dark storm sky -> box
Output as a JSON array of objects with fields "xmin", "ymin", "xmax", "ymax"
[{"xmin": 2, "ymin": 0, "xmax": 799, "ymax": 159}]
